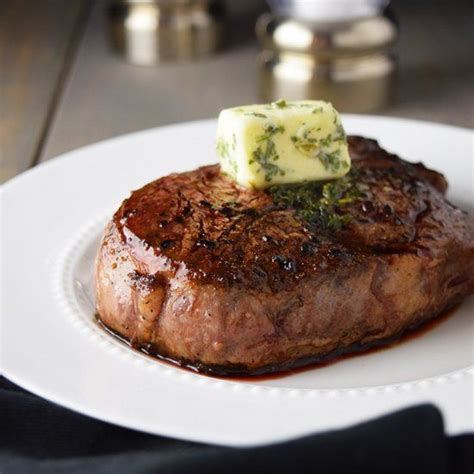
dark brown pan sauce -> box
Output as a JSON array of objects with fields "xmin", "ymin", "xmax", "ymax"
[{"xmin": 95, "ymin": 302, "xmax": 461, "ymax": 382}]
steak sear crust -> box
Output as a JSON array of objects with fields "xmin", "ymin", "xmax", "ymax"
[{"xmin": 95, "ymin": 136, "xmax": 474, "ymax": 375}]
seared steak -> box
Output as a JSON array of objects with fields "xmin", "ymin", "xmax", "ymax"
[{"xmin": 95, "ymin": 136, "xmax": 474, "ymax": 375}]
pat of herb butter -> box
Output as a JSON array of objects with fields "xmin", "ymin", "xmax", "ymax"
[{"xmin": 216, "ymin": 100, "xmax": 351, "ymax": 189}]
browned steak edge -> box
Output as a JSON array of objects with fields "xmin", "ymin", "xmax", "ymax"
[{"xmin": 96, "ymin": 297, "xmax": 463, "ymax": 377}]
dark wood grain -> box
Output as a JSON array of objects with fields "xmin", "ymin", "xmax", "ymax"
[{"xmin": 0, "ymin": 0, "xmax": 90, "ymax": 183}]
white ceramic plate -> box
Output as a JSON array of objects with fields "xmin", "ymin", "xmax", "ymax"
[{"xmin": 1, "ymin": 116, "xmax": 473, "ymax": 447}]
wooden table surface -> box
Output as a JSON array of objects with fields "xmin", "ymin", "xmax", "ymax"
[{"xmin": 1, "ymin": 0, "xmax": 473, "ymax": 183}]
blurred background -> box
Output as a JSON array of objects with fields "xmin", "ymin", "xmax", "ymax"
[{"xmin": 1, "ymin": 0, "xmax": 473, "ymax": 183}]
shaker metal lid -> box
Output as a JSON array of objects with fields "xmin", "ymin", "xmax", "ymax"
[
  {"xmin": 256, "ymin": 13, "xmax": 397, "ymax": 58},
  {"xmin": 120, "ymin": 0, "xmax": 213, "ymax": 5},
  {"xmin": 267, "ymin": 0, "xmax": 390, "ymax": 23}
]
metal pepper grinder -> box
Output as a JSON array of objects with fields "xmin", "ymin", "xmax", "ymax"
[
  {"xmin": 107, "ymin": 0, "xmax": 225, "ymax": 65},
  {"xmin": 257, "ymin": 0, "xmax": 398, "ymax": 112}
]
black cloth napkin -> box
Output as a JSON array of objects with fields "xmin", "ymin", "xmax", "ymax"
[{"xmin": 1, "ymin": 376, "xmax": 472, "ymax": 474}]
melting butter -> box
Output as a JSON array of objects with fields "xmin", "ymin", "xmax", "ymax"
[{"xmin": 216, "ymin": 100, "xmax": 351, "ymax": 189}]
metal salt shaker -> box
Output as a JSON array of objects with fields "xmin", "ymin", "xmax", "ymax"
[
  {"xmin": 257, "ymin": 0, "xmax": 398, "ymax": 112},
  {"xmin": 107, "ymin": 0, "xmax": 225, "ymax": 65}
]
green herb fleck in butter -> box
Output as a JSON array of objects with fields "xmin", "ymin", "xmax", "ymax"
[{"xmin": 216, "ymin": 100, "xmax": 350, "ymax": 189}]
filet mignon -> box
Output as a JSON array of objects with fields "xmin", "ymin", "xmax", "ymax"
[{"xmin": 95, "ymin": 136, "xmax": 474, "ymax": 375}]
